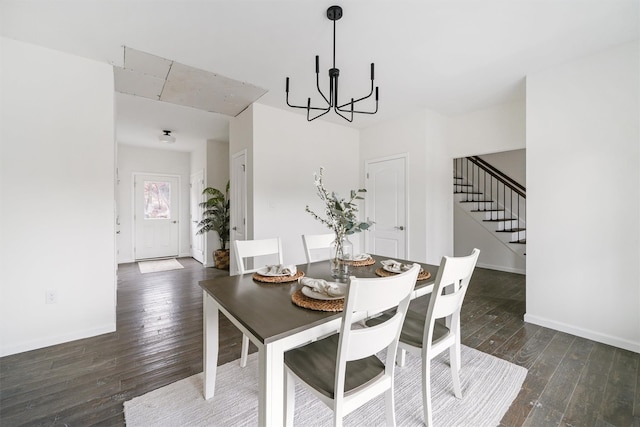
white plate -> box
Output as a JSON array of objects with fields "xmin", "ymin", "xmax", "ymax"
[
  {"xmin": 383, "ymin": 265, "xmax": 424, "ymax": 275},
  {"xmin": 301, "ymin": 282, "xmax": 347, "ymax": 300},
  {"xmin": 256, "ymin": 266, "xmax": 296, "ymax": 277}
]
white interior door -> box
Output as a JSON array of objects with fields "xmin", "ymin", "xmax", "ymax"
[
  {"xmin": 134, "ymin": 174, "xmax": 180, "ymax": 260},
  {"xmin": 230, "ymin": 151, "xmax": 247, "ymax": 275},
  {"xmin": 365, "ymin": 156, "xmax": 407, "ymax": 258},
  {"xmin": 190, "ymin": 171, "xmax": 205, "ymax": 264}
]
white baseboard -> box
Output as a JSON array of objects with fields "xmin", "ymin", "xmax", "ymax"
[
  {"xmin": 476, "ymin": 262, "xmax": 525, "ymax": 275},
  {"xmin": 524, "ymin": 314, "xmax": 640, "ymax": 354},
  {"xmin": 0, "ymin": 324, "xmax": 116, "ymax": 357}
]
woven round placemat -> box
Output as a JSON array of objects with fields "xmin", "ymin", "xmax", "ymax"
[
  {"xmin": 374, "ymin": 267, "xmax": 432, "ymax": 281},
  {"xmin": 291, "ymin": 289, "xmax": 344, "ymax": 312},
  {"xmin": 342, "ymin": 257, "xmax": 376, "ymax": 267},
  {"xmin": 252, "ymin": 270, "xmax": 304, "ymax": 284}
]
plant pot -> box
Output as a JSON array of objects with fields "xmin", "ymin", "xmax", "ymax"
[{"xmin": 214, "ymin": 249, "xmax": 230, "ymax": 270}]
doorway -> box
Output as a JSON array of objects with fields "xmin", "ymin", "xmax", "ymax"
[
  {"xmin": 134, "ymin": 173, "xmax": 180, "ymax": 260},
  {"xmin": 230, "ymin": 150, "xmax": 247, "ymax": 275},
  {"xmin": 190, "ymin": 170, "xmax": 205, "ymax": 264},
  {"xmin": 364, "ymin": 155, "xmax": 408, "ymax": 258}
]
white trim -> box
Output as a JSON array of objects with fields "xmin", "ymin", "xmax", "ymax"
[
  {"xmin": 476, "ymin": 262, "xmax": 525, "ymax": 275},
  {"xmin": 524, "ymin": 314, "xmax": 640, "ymax": 354},
  {"xmin": 230, "ymin": 150, "xmax": 248, "ymax": 276},
  {"xmin": 0, "ymin": 324, "xmax": 116, "ymax": 357}
]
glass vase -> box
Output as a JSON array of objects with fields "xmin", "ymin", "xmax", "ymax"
[{"xmin": 330, "ymin": 234, "xmax": 353, "ymax": 280}]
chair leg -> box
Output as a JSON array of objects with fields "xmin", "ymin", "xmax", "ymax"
[
  {"xmin": 240, "ymin": 334, "xmax": 249, "ymax": 367},
  {"xmin": 384, "ymin": 384, "xmax": 397, "ymax": 427},
  {"xmin": 422, "ymin": 357, "xmax": 433, "ymax": 427},
  {"xmin": 284, "ymin": 369, "xmax": 295, "ymax": 427},
  {"xmin": 450, "ymin": 343, "xmax": 462, "ymax": 399},
  {"xmin": 332, "ymin": 411, "xmax": 343, "ymax": 427},
  {"xmin": 396, "ymin": 348, "xmax": 406, "ymax": 367}
]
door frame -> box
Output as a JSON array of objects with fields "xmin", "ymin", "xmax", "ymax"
[
  {"xmin": 230, "ymin": 150, "xmax": 248, "ymax": 276},
  {"xmin": 364, "ymin": 153, "xmax": 410, "ymax": 259},
  {"xmin": 190, "ymin": 170, "xmax": 205, "ymax": 264},
  {"xmin": 131, "ymin": 172, "xmax": 182, "ymax": 261}
]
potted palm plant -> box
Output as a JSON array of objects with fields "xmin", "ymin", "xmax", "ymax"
[{"xmin": 197, "ymin": 181, "xmax": 230, "ymax": 270}]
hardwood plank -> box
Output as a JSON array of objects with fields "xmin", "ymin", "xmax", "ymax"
[
  {"xmin": 598, "ymin": 348, "xmax": 639, "ymax": 426},
  {"xmin": 561, "ymin": 342, "xmax": 616, "ymax": 427},
  {"xmin": 525, "ymin": 336, "xmax": 594, "ymax": 425}
]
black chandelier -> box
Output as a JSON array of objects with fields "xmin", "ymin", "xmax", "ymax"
[{"xmin": 285, "ymin": 5, "xmax": 379, "ymax": 122}]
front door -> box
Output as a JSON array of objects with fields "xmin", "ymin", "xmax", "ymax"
[
  {"xmin": 134, "ymin": 174, "xmax": 180, "ymax": 260},
  {"xmin": 190, "ymin": 171, "xmax": 205, "ymax": 264},
  {"xmin": 365, "ymin": 156, "xmax": 407, "ymax": 258}
]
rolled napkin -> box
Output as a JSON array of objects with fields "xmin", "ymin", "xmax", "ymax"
[
  {"xmin": 298, "ymin": 277, "xmax": 344, "ymax": 297},
  {"xmin": 265, "ymin": 264, "xmax": 297, "ymax": 276},
  {"xmin": 381, "ymin": 259, "xmax": 412, "ymax": 272},
  {"xmin": 353, "ymin": 253, "xmax": 372, "ymax": 261}
]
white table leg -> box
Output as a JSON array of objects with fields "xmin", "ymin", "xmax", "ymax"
[
  {"xmin": 258, "ymin": 341, "xmax": 285, "ymax": 426},
  {"xmin": 203, "ymin": 291, "xmax": 219, "ymax": 400}
]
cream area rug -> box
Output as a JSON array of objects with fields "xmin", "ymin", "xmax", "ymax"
[
  {"xmin": 124, "ymin": 345, "xmax": 527, "ymax": 426},
  {"xmin": 137, "ymin": 258, "xmax": 184, "ymax": 274}
]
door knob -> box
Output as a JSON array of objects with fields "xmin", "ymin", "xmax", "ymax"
[
  {"xmin": 394, "ymin": 226, "xmax": 405, "ymax": 231},
  {"xmin": 232, "ymin": 226, "xmax": 238, "ymax": 231}
]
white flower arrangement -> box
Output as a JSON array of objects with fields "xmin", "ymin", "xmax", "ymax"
[{"xmin": 305, "ymin": 167, "xmax": 372, "ymax": 238}]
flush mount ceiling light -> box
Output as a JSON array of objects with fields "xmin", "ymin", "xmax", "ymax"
[
  {"xmin": 285, "ymin": 5, "xmax": 379, "ymax": 122},
  {"xmin": 158, "ymin": 130, "xmax": 176, "ymax": 144}
]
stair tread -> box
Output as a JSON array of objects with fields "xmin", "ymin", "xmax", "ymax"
[
  {"xmin": 496, "ymin": 228, "xmax": 526, "ymax": 232},
  {"xmin": 471, "ymin": 209, "xmax": 504, "ymax": 213},
  {"xmin": 510, "ymin": 239, "xmax": 526, "ymax": 244},
  {"xmin": 459, "ymin": 200, "xmax": 493, "ymax": 203},
  {"xmin": 454, "ymin": 191, "xmax": 483, "ymax": 195},
  {"xmin": 483, "ymin": 218, "xmax": 517, "ymax": 222}
]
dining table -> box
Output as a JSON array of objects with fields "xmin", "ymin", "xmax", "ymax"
[{"xmin": 199, "ymin": 254, "xmax": 438, "ymax": 426}]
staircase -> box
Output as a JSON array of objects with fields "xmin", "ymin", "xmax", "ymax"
[{"xmin": 454, "ymin": 156, "xmax": 526, "ymax": 257}]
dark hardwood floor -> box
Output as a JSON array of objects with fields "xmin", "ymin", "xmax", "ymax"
[{"xmin": 0, "ymin": 258, "xmax": 638, "ymax": 426}]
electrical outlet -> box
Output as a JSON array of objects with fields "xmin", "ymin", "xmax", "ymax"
[{"xmin": 45, "ymin": 290, "xmax": 58, "ymax": 304}]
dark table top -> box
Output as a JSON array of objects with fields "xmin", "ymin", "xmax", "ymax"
[{"xmin": 199, "ymin": 255, "xmax": 438, "ymax": 345}]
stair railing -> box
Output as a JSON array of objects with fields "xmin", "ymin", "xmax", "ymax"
[{"xmin": 454, "ymin": 156, "xmax": 526, "ymax": 243}]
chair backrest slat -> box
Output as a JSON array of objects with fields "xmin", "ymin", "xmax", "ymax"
[
  {"xmin": 302, "ymin": 233, "xmax": 335, "ymax": 263},
  {"xmin": 346, "ymin": 313, "xmax": 404, "ymax": 361},
  {"xmin": 334, "ymin": 264, "xmax": 421, "ymax": 397},
  {"xmin": 233, "ymin": 237, "xmax": 283, "ymax": 274},
  {"xmin": 425, "ymin": 249, "xmax": 480, "ymax": 343}
]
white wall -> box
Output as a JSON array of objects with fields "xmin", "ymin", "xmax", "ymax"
[
  {"xmin": 229, "ymin": 105, "xmax": 255, "ymax": 273},
  {"xmin": 203, "ymin": 139, "xmax": 229, "ymax": 266},
  {"xmin": 479, "ymin": 149, "xmax": 526, "ymax": 186},
  {"xmin": 116, "ymin": 144, "xmax": 191, "ymax": 263},
  {"xmin": 251, "ymin": 104, "xmax": 360, "ymax": 265},
  {"xmin": 526, "ymin": 41, "xmax": 639, "ymax": 353},
  {"xmin": 0, "ymin": 38, "xmax": 116, "ymax": 356},
  {"xmin": 448, "ymin": 99, "xmax": 526, "ymax": 158},
  {"xmin": 360, "ymin": 110, "xmax": 452, "ymax": 265},
  {"xmin": 448, "ymin": 101, "xmax": 527, "ymax": 270}
]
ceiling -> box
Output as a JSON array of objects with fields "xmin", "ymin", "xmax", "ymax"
[{"xmin": 2, "ymin": 0, "xmax": 638, "ymax": 152}]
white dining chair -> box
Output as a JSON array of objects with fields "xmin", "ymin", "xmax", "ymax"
[
  {"xmin": 367, "ymin": 248, "xmax": 480, "ymax": 427},
  {"xmin": 302, "ymin": 233, "xmax": 335, "ymax": 263},
  {"xmin": 283, "ymin": 264, "xmax": 421, "ymax": 427},
  {"xmin": 232, "ymin": 237, "xmax": 284, "ymax": 367}
]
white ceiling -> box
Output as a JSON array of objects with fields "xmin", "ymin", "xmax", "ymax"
[{"xmin": 2, "ymin": 0, "xmax": 638, "ymax": 152}]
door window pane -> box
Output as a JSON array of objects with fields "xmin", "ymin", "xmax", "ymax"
[{"xmin": 144, "ymin": 181, "xmax": 171, "ymax": 219}]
